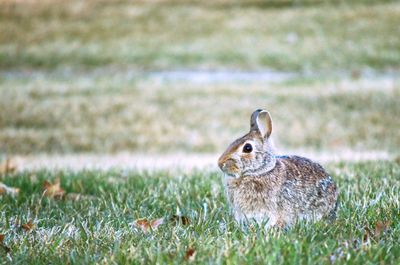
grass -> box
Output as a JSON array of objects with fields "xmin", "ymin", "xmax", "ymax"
[
  {"xmin": 0, "ymin": 73, "xmax": 399, "ymax": 155},
  {"xmin": 0, "ymin": 160, "xmax": 399, "ymax": 264},
  {"xmin": 0, "ymin": 0, "xmax": 399, "ymax": 72},
  {"xmin": 1, "ymin": 1, "xmax": 398, "ymax": 263},
  {"xmin": 1, "ymin": 0, "xmax": 399, "ymax": 156}
]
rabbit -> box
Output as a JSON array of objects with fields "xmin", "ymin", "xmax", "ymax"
[{"xmin": 218, "ymin": 109, "xmax": 338, "ymax": 228}]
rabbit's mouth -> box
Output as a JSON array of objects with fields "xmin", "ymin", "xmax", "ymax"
[
  {"xmin": 219, "ymin": 157, "xmax": 239, "ymax": 170},
  {"xmin": 224, "ymin": 172, "xmax": 240, "ymax": 179},
  {"xmin": 221, "ymin": 165, "xmax": 241, "ymax": 179},
  {"xmin": 220, "ymin": 165, "xmax": 240, "ymax": 177}
]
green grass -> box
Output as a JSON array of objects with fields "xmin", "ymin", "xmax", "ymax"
[
  {"xmin": 0, "ymin": 0, "xmax": 399, "ymax": 71},
  {"xmin": 0, "ymin": 160, "xmax": 399, "ymax": 264}
]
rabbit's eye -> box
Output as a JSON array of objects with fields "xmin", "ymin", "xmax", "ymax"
[{"xmin": 242, "ymin": 143, "xmax": 253, "ymax": 153}]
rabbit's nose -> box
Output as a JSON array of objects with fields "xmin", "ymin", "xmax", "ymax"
[
  {"xmin": 218, "ymin": 157, "xmax": 235, "ymax": 171},
  {"xmin": 218, "ymin": 156, "xmax": 227, "ymax": 170},
  {"xmin": 218, "ymin": 160, "xmax": 224, "ymax": 170}
]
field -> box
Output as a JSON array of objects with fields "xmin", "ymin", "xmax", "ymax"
[
  {"xmin": 1, "ymin": 73, "xmax": 399, "ymax": 155},
  {"xmin": 0, "ymin": 161, "xmax": 399, "ymax": 264},
  {"xmin": 1, "ymin": 0, "xmax": 400, "ymax": 71},
  {"xmin": 1, "ymin": 0, "xmax": 399, "ymax": 264},
  {"xmin": 1, "ymin": 0, "xmax": 400, "ymax": 155}
]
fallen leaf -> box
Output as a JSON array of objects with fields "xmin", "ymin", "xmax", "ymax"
[
  {"xmin": 170, "ymin": 215, "xmax": 190, "ymax": 225},
  {"xmin": 0, "ymin": 234, "xmax": 10, "ymax": 253},
  {"xmin": 374, "ymin": 220, "xmax": 390, "ymax": 238},
  {"xmin": 362, "ymin": 225, "xmax": 373, "ymax": 245},
  {"xmin": 21, "ymin": 220, "xmax": 35, "ymax": 232},
  {"xmin": 362, "ymin": 220, "xmax": 391, "ymax": 245},
  {"xmin": 185, "ymin": 248, "xmax": 196, "ymax": 262},
  {"xmin": 0, "ymin": 183, "xmax": 20, "ymax": 196},
  {"xmin": 134, "ymin": 218, "xmax": 164, "ymax": 233},
  {"xmin": 0, "ymin": 158, "xmax": 17, "ymax": 175},
  {"xmin": 43, "ymin": 178, "xmax": 65, "ymax": 199}
]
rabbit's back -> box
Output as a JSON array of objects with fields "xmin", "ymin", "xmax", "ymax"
[{"xmin": 275, "ymin": 156, "xmax": 338, "ymax": 221}]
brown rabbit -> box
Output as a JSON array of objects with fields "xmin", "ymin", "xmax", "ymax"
[{"xmin": 218, "ymin": 109, "xmax": 338, "ymax": 228}]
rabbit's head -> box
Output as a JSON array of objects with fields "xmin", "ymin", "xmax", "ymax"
[{"xmin": 218, "ymin": 109, "xmax": 276, "ymax": 178}]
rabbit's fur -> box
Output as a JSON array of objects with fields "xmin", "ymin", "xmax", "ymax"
[{"xmin": 218, "ymin": 109, "xmax": 338, "ymax": 228}]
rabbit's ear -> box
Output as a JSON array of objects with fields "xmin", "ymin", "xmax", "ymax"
[{"xmin": 250, "ymin": 109, "xmax": 272, "ymax": 138}]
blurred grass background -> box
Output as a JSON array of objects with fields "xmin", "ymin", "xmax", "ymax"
[
  {"xmin": 0, "ymin": 0, "xmax": 399, "ymax": 155},
  {"xmin": 1, "ymin": 0, "xmax": 399, "ymax": 71}
]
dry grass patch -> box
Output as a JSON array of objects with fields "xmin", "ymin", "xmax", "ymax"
[
  {"xmin": 0, "ymin": 0, "xmax": 399, "ymax": 71},
  {"xmin": 0, "ymin": 71, "xmax": 398, "ymax": 154}
]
